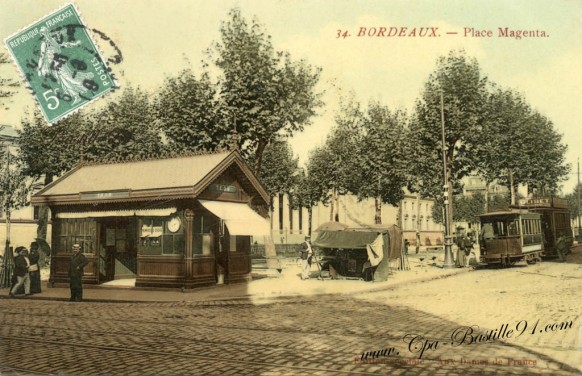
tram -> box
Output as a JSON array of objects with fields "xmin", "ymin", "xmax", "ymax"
[
  {"xmin": 515, "ymin": 197, "xmax": 573, "ymax": 258},
  {"xmin": 479, "ymin": 209, "xmax": 543, "ymax": 266}
]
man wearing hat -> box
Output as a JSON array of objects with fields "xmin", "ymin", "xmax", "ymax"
[
  {"xmin": 29, "ymin": 242, "xmax": 42, "ymax": 294},
  {"xmin": 9, "ymin": 247, "xmax": 31, "ymax": 297},
  {"xmin": 69, "ymin": 243, "xmax": 89, "ymax": 302}
]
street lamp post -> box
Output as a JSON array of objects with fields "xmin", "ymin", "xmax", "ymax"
[
  {"xmin": 441, "ymin": 93, "xmax": 455, "ymax": 268},
  {"xmin": 578, "ymin": 158, "xmax": 581, "ymax": 243}
]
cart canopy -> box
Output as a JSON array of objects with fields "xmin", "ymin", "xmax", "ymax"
[
  {"xmin": 312, "ymin": 224, "xmax": 402, "ymax": 282},
  {"xmin": 313, "ymin": 230, "xmax": 378, "ymax": 249}
]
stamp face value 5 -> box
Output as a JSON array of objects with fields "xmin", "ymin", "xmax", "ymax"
[{"xmin": 4, "ymin": 3, "xmax": 115, "ymax": 124}]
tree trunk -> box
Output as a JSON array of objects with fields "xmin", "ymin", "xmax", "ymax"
[
  {"xmin": 36, "ymin": 175, "xmax": 53, "ymax": 240},
  {"xmin": 329, "ymin": 188, "xmax": 335, "ymax": 222},
  {"xmin": 254, "ymin": 139, "xmax": 268, "ymax": 176},
  {"xmin": 375, "ymin": 195, "xmax": 382, "ymax": 224},
  {"xmin": 334, "ymin": 191, "xmax": 339, "ymax": 222},
  {"xmin": 308, "ymin": 207, "xmax": 313, "ymax": 236},
  {"xmin": 485, "ymin": 181, "xmax": 490, "ymax": 213},
  {"xmin": 509, "ymin": 170, "xmax": 516, "ymax": 205}
]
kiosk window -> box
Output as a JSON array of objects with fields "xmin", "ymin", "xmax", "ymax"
[
  {"xmin": 192, "ymin": 214, "xmax": 215, "ymax": 256},
  {"xmin": 141, "ymin": 217, "xmax": 184, "ymax": 255},
  {"xmin": 59, "ymin": 218, "xmax": 96, "ymax": 254}
]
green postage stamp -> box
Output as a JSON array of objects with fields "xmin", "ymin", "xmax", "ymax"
[{"xmin": 4, "ymin": 3, "xmax": 115, "ymax": 124}]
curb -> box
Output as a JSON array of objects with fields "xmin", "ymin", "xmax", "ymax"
[{"xmin": 0, "ymin": 265, "xmax": 474, "ymax": 304}]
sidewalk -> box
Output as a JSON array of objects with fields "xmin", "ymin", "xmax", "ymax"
[{"xmin": 0, "ymin": 253, "xmax": 471, "ymax": 304}]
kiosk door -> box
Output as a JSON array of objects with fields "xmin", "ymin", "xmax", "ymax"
[{"xmin": 99, "ymin": 218, "xmax": 137, "ymax": 282}]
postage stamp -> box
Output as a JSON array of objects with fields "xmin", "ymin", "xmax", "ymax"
[{"xmin": 4, "ymin": 3, "xmax": 115, "ymax": 124}]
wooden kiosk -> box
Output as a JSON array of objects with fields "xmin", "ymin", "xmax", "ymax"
[{"xmin": 31, "ymin": 150, "xmax": 271, "ymax": 289}]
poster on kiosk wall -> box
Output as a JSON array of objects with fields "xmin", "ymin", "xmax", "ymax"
[{"xmin": 1, "ymin": 1, "xmax": 580, "ymax": 375}]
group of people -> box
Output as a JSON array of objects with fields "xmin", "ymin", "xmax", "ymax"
[
  {"xmin": 9, "ymin": 242, "xmax": 42, "ymax": 297},
  {"xmin": 9, "ymin": 242, "xmax": 89, "ymax": 302}
]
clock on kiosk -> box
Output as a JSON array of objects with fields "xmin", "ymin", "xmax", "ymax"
[{"xmin": 167, "ymin": 216, "xmax": 181, "ymax": 233}]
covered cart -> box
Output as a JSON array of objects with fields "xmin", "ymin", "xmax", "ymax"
[{"xmin": 312, "ymin": 224, "xmax": 402, "ymax": 281}]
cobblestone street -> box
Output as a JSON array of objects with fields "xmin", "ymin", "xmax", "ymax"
[{"xmin": 0, "ymin": 250, "xmax": 580, "ymax": 375}]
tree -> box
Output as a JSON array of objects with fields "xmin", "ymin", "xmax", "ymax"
[
  {"xmin": 565, "ymin": 183, "xmax": 582, "ymax": 226},
  {"xmin": 17, "ymin": 87, "xmax": 164, "ymax": 240},
  {"xmin": 0, "ymin": 152, "xmax": 29, "ymax": 224},
  {"xmin": 297, "ymin": 146, "xmax": 338, "ymax": 233},
  {"xmin": 409, "ymin": 50, "xmax": 489, "ymax": 201},
  {"xmin": 293, "ymin": 168, "xmax": 323, "ymax": 236},
  {"xmin": 302, "ymin": 145, "xmax": 340, "ymax": 221},
  {"xmin": 0, "ymin": 52, "xmax": 19, "ymax": 109},
  {"xmin": 257, "ymin": 139, "xmax": 299, "ymax": 204},
  {"xmin": 17, "ymin": 109, "xmax": 88, "ymax": 239},
  {"xmin": 84, "ymin": 86, "xmax": 163, "ymax": 161},
  {"xmin": 321, "ymin": 96, "xmax": 364, "ymax": 221},
  {"xmin": 470, "ymin": 88, "xmax": 569, "ymax": 204},
  {"xmin": 156, "ymin": 69, "xmax": 226, "ymax": 153},
  {"xmin": 0, "ymin": 150, "xmax": 29, "ymax": 288},
  {"xmin": 210, "ymin": 8, "xmax": 323, "ymax": 173},
  {"xmin": 431, "ymin": 192, "xmax": 509, "ymax": 225},
  {"xmin": 353, "ymin": 101, "xmax": 408, "ymax": 224},
  {"xmin": 518, "ymin": 111, "xmax": 569, "ymax": 195}
]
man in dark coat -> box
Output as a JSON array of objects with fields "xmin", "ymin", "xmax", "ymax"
[
  {"xmin": 69, "ymin": 243, "xmax": 89, "ymax": 302},
  {"xmin": 10, "ymin": 248, "xmax": 30, "ymax": 297},
  {"xmin": 28, "ymin": 242, "xmax": 42, "ymax": 294}
]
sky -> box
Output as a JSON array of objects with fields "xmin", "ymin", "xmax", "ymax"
[{"xmin": 1, "ymin": 0, "xmax": 580, "ymax": 193}]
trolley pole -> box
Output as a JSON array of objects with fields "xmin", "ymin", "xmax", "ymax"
[{"xmin": 441, "ymin": 93, "xmax": 455, "ymax": 268}]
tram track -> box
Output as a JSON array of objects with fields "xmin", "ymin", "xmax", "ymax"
[
  {"xmin": 0, "ymin": 299, "xmax": 404, "ymax": 340},
  {"xmin": 0, "ymin": 365, "xmax": 56, "ymax": 376},
  {"xmin": 0, "ymin": 299, "xmax": 406, "ymax": 375},
  {"xmin": 0, "ymin": 334, "xmax": 385, "ymax": 376}
]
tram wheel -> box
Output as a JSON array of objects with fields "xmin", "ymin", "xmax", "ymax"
[{"xmin": 526, "ymin": 254, "xmax": 538, "ymax": 265}]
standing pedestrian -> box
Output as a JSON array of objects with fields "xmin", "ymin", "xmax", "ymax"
[
  {"xmin": 455, "ymin": 228, "xmax": 467, "ymax": 268},
  {"xmin": 69, "ymin": 243, "xmax": 88, "ymax": 302},
  {"xmin": 28, "ymin": 242, "xmax": 42, "ymax": 294},
  {"xmin": 555, "ymin": 235, "xmax": 568, "ymax": 262},
  {"xmin": 300, "ymin": 236, "xmax": 313, "ymax": 280},
  {"xmin": 10, "ymin": 248, "xmax": 31, "ymax": 297},
  {"xmin": 463, "ymin": 233, "xmax": 474, "ymax": 267}
]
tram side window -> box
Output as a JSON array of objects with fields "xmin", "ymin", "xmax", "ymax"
[
  {"xmin": 522, "ymin": 219, "xmax": 541, "ymax": 235},
  {"xmin": 507, "ymin": 219, "xmax": 519, "ymax": 236},
  {"xmin": 495, "ymin": 221, "xmax": 506, "ymax": 237}
]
